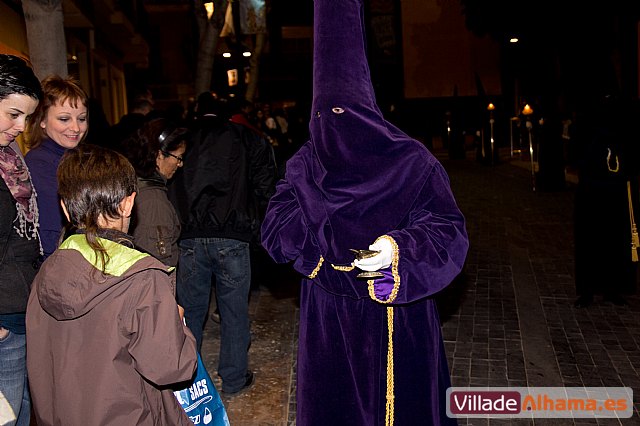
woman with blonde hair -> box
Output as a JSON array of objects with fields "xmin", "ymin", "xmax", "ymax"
[{"xmin": 25, "ymin": 75, "xmax": 88, "ymax": 258}]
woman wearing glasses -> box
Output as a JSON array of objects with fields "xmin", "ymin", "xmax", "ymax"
[{"xmin": 121, "ymin": 118, "xmax": 188, "ymax": 266}]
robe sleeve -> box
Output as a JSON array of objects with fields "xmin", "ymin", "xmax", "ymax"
[
  {"xmin": 383, "ymin": 162, "xmax": 469, "ymax": 304},
  {"xmin": 125, "ymin": 270, "xmax": 198, "ymax": 386},
  {"xmin": 261, "ymin": 178, "xmax": 323, "ymax": 277}
]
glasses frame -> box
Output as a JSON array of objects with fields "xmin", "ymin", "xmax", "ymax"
[{"xmin": 162, "ymin": 150, "xmax": 184, "ymax": 163}]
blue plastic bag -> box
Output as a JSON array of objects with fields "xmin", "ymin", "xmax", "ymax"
[{"xmin": 174, "ymin": 353, "xmax": 230, "ymax": 426}]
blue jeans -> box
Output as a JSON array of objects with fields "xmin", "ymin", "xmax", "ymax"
[
  {"xmin": 0, "ymin": 330, "xmax": 30, "ymax": 426},
  {"xmin": 177, "ymin": 238, "xmax": 251, "ymax": 393}
]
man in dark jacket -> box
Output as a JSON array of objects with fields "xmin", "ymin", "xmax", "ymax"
[
  {"xmin": 106, "ymin": 97, "xmax": 155, "ymax": 151},
  {"xmin": 168, "ymin": 92, "xmax": 276, "ymax": 395}
]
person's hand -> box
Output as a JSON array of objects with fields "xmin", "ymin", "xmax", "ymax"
[
  {"xmin": 354, "ymin": 238, "xmax": 392, "ymax": 271},
  {"xmin": 178, "ymin": 304, "xmax": 185, "ymax": 322}
]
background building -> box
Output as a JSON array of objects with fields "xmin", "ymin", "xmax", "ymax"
[
  {"xmin": 1, "ymin": 0, "xmax": 638, "ymax": 145},
  {"xmin": 0, "ymin": 0, "xmax": 150, "ymax": 126}
]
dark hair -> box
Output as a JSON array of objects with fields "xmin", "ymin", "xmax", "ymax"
[
  {"xmin": 0, "ymin": 54, "xmax": 42, "ymax": 102},
  {"xmin": 229, "ymin": 97, "xmax": 254, "ymax": 116},
  {"xmin": 196, "ymin": 91, "xmax": 229, "ymax": 118},
  {"xmin": 130, "ymin": 98, "xmax": 154, "ymax": 114},
  {"xmin": 121, "ymin": 118, "xmax": 188, "ymax": 178},
  {"xmin": 57, "ymin": 144, "xmax": 137, "ymax": 272},
  {"xmin": 27, "ymin": 74, "xmax": 88, "ymax": 149}
]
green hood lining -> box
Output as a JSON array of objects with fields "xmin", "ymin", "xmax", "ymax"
[{"xmin": 59, "ymin": 234, "xmax": 174, "ymax": 276}]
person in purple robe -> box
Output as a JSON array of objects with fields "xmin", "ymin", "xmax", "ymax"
[{"xmin": 260, "ymin": 0, "xmax": 469, "ymax": 424}]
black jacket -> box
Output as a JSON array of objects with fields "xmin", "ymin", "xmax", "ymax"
[
  {"xmin": 0, "ymin": 170, "xmax": 40, "ymax": 314},
  {"xmin": 168, "ymin": 115, "xmax": 276, "ymax": 242}
]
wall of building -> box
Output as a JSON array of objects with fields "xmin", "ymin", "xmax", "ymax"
[
  {"xmin": 0, "ymin": 2, "xmax": 29, "ymax": 57},
  {"xmin": 0, "ymin": 0, "xmax": 153, "ymax": 130},
  {"xmin": 401, "ymin": 0, "xmax": 501, "ymax": 99}
]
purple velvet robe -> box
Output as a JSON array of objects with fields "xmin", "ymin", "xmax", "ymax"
[{"xmin": 260, "ymin": 0, "xmax": 469, "ymax": 424}]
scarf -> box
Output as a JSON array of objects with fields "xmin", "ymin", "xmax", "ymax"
[{"xmin": 0, "ymin": 144, "xmax": 40, "ymax": 242}]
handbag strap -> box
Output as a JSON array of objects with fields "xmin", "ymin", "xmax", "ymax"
[
  {"xmin": 0, "ymin": 220, "xmax": 10, "ymax": 266},
  {"xmin": 0, "ymin": 180, "xmax": 14, "ymax": 266},
  {"xmin": 627, "ymin": 181, "xmax": 638, "ymax": 262},
  {"xmin": 628, "ymin": 181, "xmax": 635, "ymax": 225}
]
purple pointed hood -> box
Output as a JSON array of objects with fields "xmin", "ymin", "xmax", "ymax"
[{"xmin": 287, "ymin": 0, "xmax": 438, "ymax": 263}]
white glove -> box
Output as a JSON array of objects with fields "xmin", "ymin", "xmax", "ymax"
[{"xmin": 353, "ymin": 238, "xmax": 393, "ymax": 272}]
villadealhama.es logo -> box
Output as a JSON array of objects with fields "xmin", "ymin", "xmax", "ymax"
[{"xmin": 446, "ymin": 387, "xmax": 633, "ymax": 419}]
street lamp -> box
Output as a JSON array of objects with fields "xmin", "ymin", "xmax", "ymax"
[
  {"xmin": 522, "ymin": 104, "xmax": 536, "ymax": 191},
  {"xmin": 204, "ymin": 2, "xmax": 214, "ymax": 20},
  {"xmin": 509, "ymin": 116, "xmax": 521, "ymax": 158},
  {"xmin": 222, "ymin": 50, "xmax": 251, "ymax": 89},
  {"xmin": 487, "ymin": 103, "xmax": 495, "ymax": 165}
]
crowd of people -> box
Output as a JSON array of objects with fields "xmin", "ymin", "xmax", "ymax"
[
  {"xmin": 0, "ymin": 40, "xmax": 464, "ymax": 424},
  {"xmin": 0, "ymin": 53, "xmax": 282, "ymax": 425},
  {"xmin": 0, "ymin": 0, "xmax": 471, "ymax": 418},
  {"xmin": 3, "ymin": 0, "xmax": 635, "ymax": 419},
  {"xmin": 0, "ymin": 55, "xmax": 203, "ymax": 426}
]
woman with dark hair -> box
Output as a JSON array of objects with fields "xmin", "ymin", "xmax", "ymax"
[
  {"xmin": 26, "ymin": 144, "xmax": 197, "ymax": 425},
  {"xmin": 25, "ymin": 75, "xmax": 88, "ymax": 258},
  {"xmin": 0, "ymin": 54, "xmax": 42, "ymax": 426},
  {"xmin": 121, "ymin": 118, "xmax": 188, "ymax": 266}
]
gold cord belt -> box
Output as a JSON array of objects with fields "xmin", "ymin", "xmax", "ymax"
[{"xmin": 307, "ymin": 236, "xmax": 400, "ymax": 426}]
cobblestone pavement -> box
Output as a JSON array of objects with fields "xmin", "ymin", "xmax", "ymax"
[
  {"xmin": 442, "ymin": 159, "xmax": 640, "ymax": 426},
  {"xmin": 200, "ymin": 157, "xmax": 640, "ymax": 425}
]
